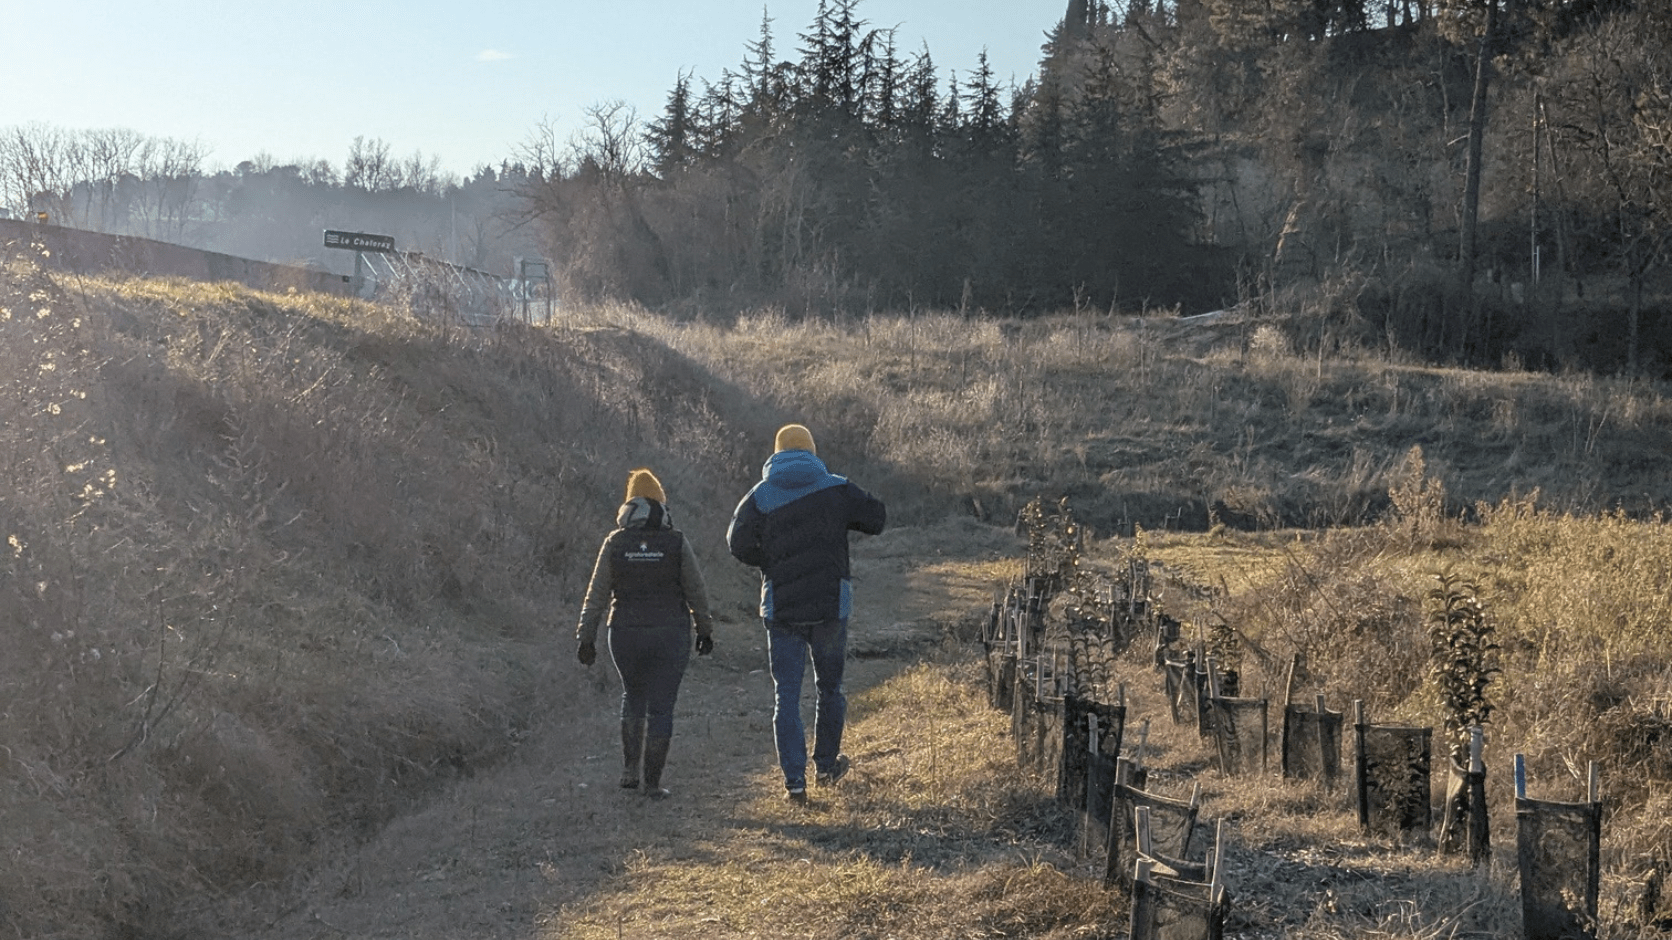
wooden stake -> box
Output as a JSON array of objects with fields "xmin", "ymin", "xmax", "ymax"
[
  {"xmin": 1354, "ymin": 701, "xmax": 1369, "ymax": 830},
  {"xmin": 1316, "ymin": 693, "xmax": 1332, "ymax": 784},
  {"xmin": 1514, "ymin": 753, "xmax": 1527, "ymax": 800},
  {"xmin": 1588, "ymin": 760, "xmax": 1600, "ymax": 804}
]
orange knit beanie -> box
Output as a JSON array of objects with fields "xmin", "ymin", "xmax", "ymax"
[
  {"xmin": 624, "ymin": 468, "xmax": 666, "ymax": 503},
  {"xmin": 774, "ymin": 424, "xmax": 816, "ymax": 454}
]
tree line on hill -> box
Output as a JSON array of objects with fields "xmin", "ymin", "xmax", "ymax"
[
  {"xmin": 521, "ymin": 0, "xmax": 1672, "ymax": 371},
  {"xmin": 517, "ymin": 1, "xmax": 1217, "ymax": 315},
  {"xmin": 0, "ymin": 126, "xmax": 540, "ymax": 278},
  {"xmin": 3, "ymin": 0, "xmax": 1669, "ymax": 371}
]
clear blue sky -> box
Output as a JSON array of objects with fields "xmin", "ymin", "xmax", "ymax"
[{"xmin": 5, "ymin": 0, "xmax": 1061, "ymax": 177}]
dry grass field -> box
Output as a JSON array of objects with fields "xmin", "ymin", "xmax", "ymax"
[{"xmin": 4, "ymin": 243, "xmax": 1672, "ymax": 938}]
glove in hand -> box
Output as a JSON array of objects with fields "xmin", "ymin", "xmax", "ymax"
[
  {"xmin": 695, "ymin": 635, "xmax": 714, "ymax": 656},
  {"xmin": 577, "ymin": 640, "xmax": 596, "ymax": 666}
]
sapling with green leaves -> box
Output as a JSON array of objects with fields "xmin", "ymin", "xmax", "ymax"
[{"xmin": 1427, "ymin": 570, "xmax": 1499, "ymax": 763}]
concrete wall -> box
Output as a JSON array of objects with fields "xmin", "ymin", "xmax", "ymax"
[{"xmin": 0, "ymin": 219, "xmax": 356, "ymax": 296}]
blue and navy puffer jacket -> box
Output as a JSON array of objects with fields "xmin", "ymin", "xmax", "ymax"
[{"xmin": 726, "ymin": 449, "xmax": 887, "ymax": 623}]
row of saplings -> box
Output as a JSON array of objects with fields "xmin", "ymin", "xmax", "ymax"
[{"xmin": 982, "ymin": 498, "xmax": 1620, "ymax": 940}]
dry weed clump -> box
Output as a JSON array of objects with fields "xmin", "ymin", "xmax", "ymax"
[
  {"xmin": 1464, "ymin": 496, "xmax": 1672, "ymax": 866},
  {"xmin": 1281, "ymin": 864, "xmax": 1522, "ymax": 940},
  {"xmin": 1188, "ymin": 529, "xmax": 1430, "ymax": 719}
]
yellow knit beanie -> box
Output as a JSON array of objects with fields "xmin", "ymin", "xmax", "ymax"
[
  {"xmin": 774, "ymin": 424, "xmax": 816, "ymax": 454},
  {"xmin": 624, "ymin": 468, "xmax": 666, "ymax": 503}
]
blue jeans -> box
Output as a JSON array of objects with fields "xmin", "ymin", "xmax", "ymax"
[{"xmin": 766, "ymin": 618, "xmax": 847, "ymax": 791}]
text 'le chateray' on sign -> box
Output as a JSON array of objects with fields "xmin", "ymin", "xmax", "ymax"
[{"xmin": 323, "ymin": 230, "xmax": 396, "ymax": 253}]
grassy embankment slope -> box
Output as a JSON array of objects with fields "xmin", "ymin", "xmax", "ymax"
[
  {"xmin": 1, "ymin": 254, "xmax": 766, "ymax": 937},
  {"xmin": 4, "ymin": 249, "xmax": 1671, "ymax": 937}
]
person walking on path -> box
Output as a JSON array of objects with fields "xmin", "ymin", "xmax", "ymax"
[
  {"xmin": 577, "ymin": 468, "xmax": 716, "ymax": 799},
  {"xmin": 726, "ymin": 424, "xmax": 886, "ymax": 803}
]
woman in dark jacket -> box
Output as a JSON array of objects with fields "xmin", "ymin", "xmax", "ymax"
[{"xmin": 576, "ymin": 468, "xmax": 715, "ymax": 798}]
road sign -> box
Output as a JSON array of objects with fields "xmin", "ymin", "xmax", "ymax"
[{"xmin": 323, "ymin": 230, "xmax": 395, "ymax": 253}]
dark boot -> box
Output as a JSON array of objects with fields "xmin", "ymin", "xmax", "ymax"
[
  {"xmin": 620, "ymin": 719, "xmax": 645, "ymax": 789},
  {"xmin": 642, "ymin": 736, "xmax": 672, "ymax": 799}
]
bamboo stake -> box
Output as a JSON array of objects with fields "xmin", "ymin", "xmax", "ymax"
[
  {"xmin": 1209, "ymin": 818, "xmax": 1226, "ymax": 894},
  {"xmin": 1135, "ymin": 805, "xmax": 1153, "ymax": 858}
]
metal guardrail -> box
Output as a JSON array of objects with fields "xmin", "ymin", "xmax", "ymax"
[{"xmin": 358, "ymin": 251, "xmax": 554, "ymax": 326}]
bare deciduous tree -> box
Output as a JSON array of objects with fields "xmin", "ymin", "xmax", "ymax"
[
  {"xmin": 1539, "ymin": 8, "xmax": 1672, "ymax": 374},
  {"xmin": 0, "ymin": 124, "xmax": 202, "ymax": 236},
  {"xmin": 80, "ymin": 128, "xmax": 147, "ymax": 230},
  {"xmin": 344, "ymin": 136, "xmax": 396, "ymax": 191},
  {"xmin": 0, "ymin": 122, "xmax": 75, "ymax": 221},
  {"xmin": 129, "ymin": 135, "xmax": 207, "ymax": 240},
  {"xmin": 568, "ymin": 100, "xmax": 644, "ymax": 187}
]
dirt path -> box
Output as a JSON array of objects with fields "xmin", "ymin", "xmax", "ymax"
[{"xmin": 239, "ymin": 518, "xmax": 1016, "ymax": 940}]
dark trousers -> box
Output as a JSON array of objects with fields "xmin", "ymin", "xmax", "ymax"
[{"xmin": 609, "ymin": 624, "xmax": 691, "ymax": 738}]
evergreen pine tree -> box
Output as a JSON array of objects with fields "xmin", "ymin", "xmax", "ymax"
[{"xmin": 645, "ymin": 71, "xmax": 696, "ymax": 178}]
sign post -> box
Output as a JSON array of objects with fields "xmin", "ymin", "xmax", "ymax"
[
  {"xmin": 323, "ymin": 230, "xmax": 395, "ymax": 253},
  {"xmin": 515, "ymin": 257, "xmax": 553, "ymax": 323},
  {"xmin": 323, "ymin": 230, "xmax": 395, "ymax": 295}
]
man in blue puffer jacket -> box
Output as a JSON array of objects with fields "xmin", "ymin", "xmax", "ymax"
[{"xmin": 727, "ymin": 424, "xmax": 886, "ymax": 803}]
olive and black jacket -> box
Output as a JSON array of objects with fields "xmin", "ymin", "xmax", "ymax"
[
  {"xmin": 726, "ymin": 449, "xmax": 887, "ymax": 623},
  {"xmin": 576, "ymin": 497, "xmax": 715, "ymax": 645}
]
